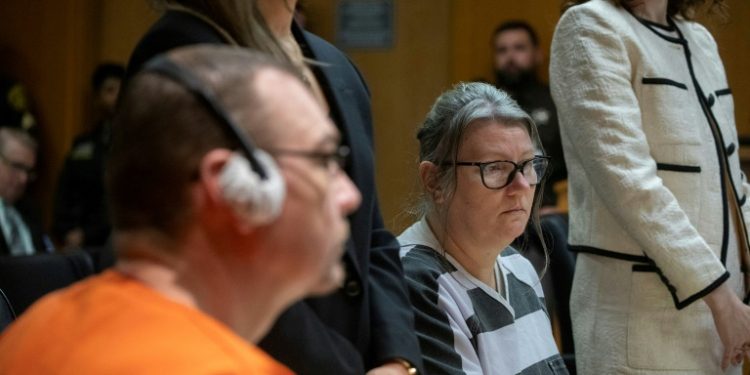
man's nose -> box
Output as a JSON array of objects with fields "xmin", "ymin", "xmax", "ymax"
[{"xmin": 336, "ymin": 172, "xmax": 361, "ymax": 216}]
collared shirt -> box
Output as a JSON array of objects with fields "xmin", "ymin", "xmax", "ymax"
[{"xmin": 0, "ymin": 198, "xmax": 34, "ymax": 256}]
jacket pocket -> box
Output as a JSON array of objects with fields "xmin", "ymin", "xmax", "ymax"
[{"xmin": 627, "ymin": 267, "xmax": 714, "ymax": 370}]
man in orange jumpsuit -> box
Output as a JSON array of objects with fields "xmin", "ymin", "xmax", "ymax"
[{"xmin": 0, "ymin": 45, "xmax": 361, "ymax": 374}]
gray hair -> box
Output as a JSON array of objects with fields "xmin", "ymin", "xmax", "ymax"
[
  {"xmin": 414, "ymin": 81, "xmax": 549, "ymax": 275},
  {"xmin": 0, "ymin": 127, "xmax": 37, "ymax": 154},
  {"xmin": 416, "ymin": 81, "xmax": 543, "ymax": 214}
]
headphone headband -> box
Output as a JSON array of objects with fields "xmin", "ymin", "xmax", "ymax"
[{"xmin": 141, "ymin": 56, "xmax": 269, "ymax": 180}]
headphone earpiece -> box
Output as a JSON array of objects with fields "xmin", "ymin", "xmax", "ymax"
[
  {"xmin": 141, "ymin": 56, "xmax": 287, "ymax": 227},
  {"xmin": 219, "ymin": 149, "xmax": 286, "ymax": 226}
]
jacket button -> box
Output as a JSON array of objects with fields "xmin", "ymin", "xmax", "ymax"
[
  {"xmin": 344, "ymin": 280, "xmax": 361, "ymax": 297},
  {"xmin": 707, "ymin": 93, "xmax": 715, "ymax": 107}
]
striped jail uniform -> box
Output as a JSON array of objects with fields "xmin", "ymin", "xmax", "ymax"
[{"xmin": 398, "ymin": 218, "xmax": 568, "ymax": 375}]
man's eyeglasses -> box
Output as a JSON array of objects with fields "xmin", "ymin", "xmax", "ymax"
[
  {"xmin": 269, "ymin": 145, "xmax": 350, "ymax": 172},
  {"xmin": 453, "ymin": 156, "xmax": 550, "ymax": 190},
  {"xmin": 0, "ymin": 153, "xmax": 36, "ymax": 181}
]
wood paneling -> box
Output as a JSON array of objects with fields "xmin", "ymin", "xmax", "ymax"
[
  {"xmin": 700, "ymin": 1, "xmax": 750, "ymax": 135},
  {"xmin": 98, "ymin": 0, "xmax": 159, "ymax": 63},
  {"xmin": 307, "ymin": 0, "xmax": 452, "ymax": 232},
  {"xmin": 451, "ymin": 0, "xmax": 750, "ymax": 135},
  {"xmin": 0, "ymin": 0, "xmax": 99, "ymax": 228},
  {"xmin": 1, "ymin": 0, "xmax": 747, "ymax": 236}
]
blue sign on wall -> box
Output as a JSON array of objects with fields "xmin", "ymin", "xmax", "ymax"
[{"xmin": 336, "ymin": 0, "xmax": 394, "ymax": 50}]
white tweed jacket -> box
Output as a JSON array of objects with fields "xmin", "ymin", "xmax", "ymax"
[{"xmin": 550, "ymin": 0, "xmax": 749, "ymax": 309}]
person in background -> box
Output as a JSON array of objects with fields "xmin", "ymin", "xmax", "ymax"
[
  {"xmin": 0, "ymin": 45, "xmax": 361, "ymax": 374},
  {"xmin": 125, "ymin": 1, "xmax": 424, "ymax": 374},
  {"xmin": 0, "ymin": 76, "xmax": 37, "ymax": 134},
  {"xmin": 492, "ymin": 21, "xmax": 565, "ymax": 212},
  {"xmin": 399, "ymin": 82, "xmax": 566, "ymax": 375},
  {"xmin": 551, "ymin": 0, "xmax": 750, "ymax": 373},
  {"xmin": 0, "ymin": 127, "xmax": 46, "ymax": 256},
  {"xmin": 53, "ymin": 63, "xmax": 124, "ymax": 249}
]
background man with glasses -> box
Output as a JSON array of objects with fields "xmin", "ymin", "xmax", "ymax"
[{"xmin": 0, "ymin": 127, "xmax": 46, "ymax": 256}]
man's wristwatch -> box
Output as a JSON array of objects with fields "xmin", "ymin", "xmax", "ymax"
[{"xmin": 384, "ymin": 357, "xmax": 418, "ymax": 375}]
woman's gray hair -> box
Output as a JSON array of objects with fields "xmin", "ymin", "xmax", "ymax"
[
  {"xmin": 415, "ymin": 81, "xmax": 543, "ymax": 215},
  {"xmin": 414, "ymin": 81, "xmax": 549, "ymax": 277}
]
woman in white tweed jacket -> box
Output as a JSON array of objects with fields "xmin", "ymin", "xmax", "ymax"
[{"xmin": 550, "ymin": 0, "xmax": 750, "ymax": 373}]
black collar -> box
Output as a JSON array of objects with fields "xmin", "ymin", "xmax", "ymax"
[{"xmin": 630, "ymin": 12, "xmax": 687, "ymax": 45}]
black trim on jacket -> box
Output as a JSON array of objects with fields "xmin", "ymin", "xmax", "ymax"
[
  {"xmin": 569, "ymin": 245, "xmax": 650, "ymax": 263},
  {"xmin": 631, "ymin": 264, "xmax": 730, "ymax": 310},
  {"xmin": 633, "ymin": 16, "xmax": 686, "ymax": 44},
  {"xmin": 673, "ymin": 21, "xmax": 737, "ymax": 267},
  {"xmin": 655, "ymin": 163, "xmax": 701, "ymax": 173},
  {"xmin": 716, "ymin": 88, "xmax": 733, "ymax": 97},
  {"xmin": 575, "ymin": 245, "xmax": 730, "ymax": 310},
  {"xmin": 641, "ymin": 77, "xmax": 688, "ymax": 90},
  {"xmin": 634, "ymin": 16, "xmax": 676, "ymax": 32}
]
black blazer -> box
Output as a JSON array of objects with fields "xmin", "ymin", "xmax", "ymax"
[
  {"xmin": 0, "ymin": 198, "xmax": 46, "ymax": 256},
  {"xmin": 125, "ymin": 12, "xmax": 423, "ymax": 375}
]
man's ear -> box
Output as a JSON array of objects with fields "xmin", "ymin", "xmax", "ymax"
[
  {"xmin": 196, "ymin": 149, "xmax": 258, "ymax": 234},
  {"xmin": 198, "ymin": 149, "xmax": 234, "ymax": 206},
  {"xmin": 419, "ymin": 161, "xmax": 444, "ymax": 204},
  {"xmin": 198, "ymin": 148, "xmax": 232, "ymax": 216}
]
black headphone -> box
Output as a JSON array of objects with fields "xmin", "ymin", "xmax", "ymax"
[{"xmin": 141, "ymin": 56, "xmax": 286, "ymax": 225}]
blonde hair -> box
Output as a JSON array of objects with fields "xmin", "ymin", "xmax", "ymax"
[{"xmin": 151, "ymin": 0, "xmax": 292, "ymax": 64}]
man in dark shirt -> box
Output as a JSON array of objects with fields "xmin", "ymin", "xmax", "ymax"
[
  {"xmin": 493, "ymin": 21, "xmax": 566, "ymax": 211},
  {"xmin": 53, "ymin": 63, "xmax": 124, "ymax": 248}
]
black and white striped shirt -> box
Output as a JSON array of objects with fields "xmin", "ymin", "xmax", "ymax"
[{"xmin": 398, "ymin": 218, "xmax": 568, "ymax": 375}]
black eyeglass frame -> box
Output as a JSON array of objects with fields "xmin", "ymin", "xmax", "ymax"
[
  {"xmin": 268, "ymin": 144, "xmax": 350, "ymax": 171},
  {"xmin": 452, "ymin": 155, "xmax": 551, "ymax": 190}
]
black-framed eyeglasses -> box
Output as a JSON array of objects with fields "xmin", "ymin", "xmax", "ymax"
[
  {"xmin": 453, "ymin": 156, "xmax": 550, "ymax": 190},
  {"xmin": 0, "ymin": 153, "xmax": 36, "ymax": 182},
  {"xmin": 269, "ymin": 145, "xmax": 350, "ymax": 172}
]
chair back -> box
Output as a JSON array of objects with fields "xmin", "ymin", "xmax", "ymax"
[
  {"xmin": 0, "ymin": 288, "xmax": 15, "ymax": 333},
  {"xmin": 0, "ymin": 250, "xmax": 94, "ymax": 315}
]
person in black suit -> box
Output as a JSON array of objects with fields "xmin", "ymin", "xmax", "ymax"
[
  {"xmin": 0, "ymin": 127, "xmax": 46, "ymax": 256},
  {"xmin": 124, "ymin": 1, "xmax": 423, "ymax": 374}
]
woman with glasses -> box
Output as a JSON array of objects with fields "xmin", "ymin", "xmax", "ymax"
[{"xmin": 398, "ymin": 82, "xmax": 567, "ymax": 375}]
